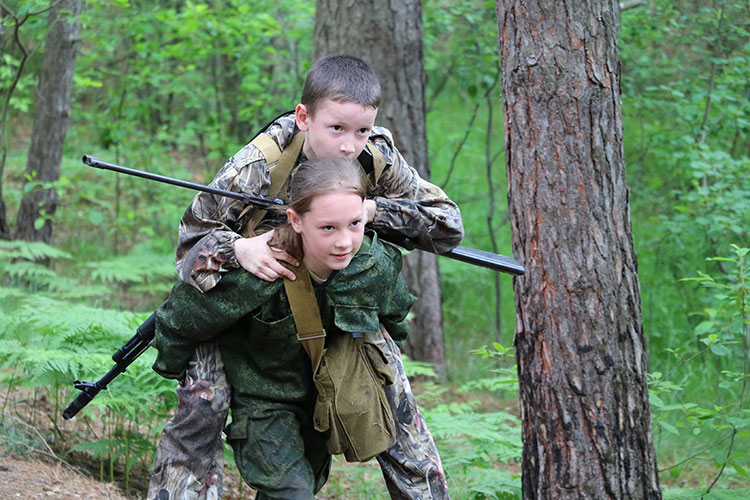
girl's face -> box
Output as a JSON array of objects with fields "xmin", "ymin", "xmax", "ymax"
[{"xmin": 287, "ymin": 190, "xmax": 365, "ymax": 279}]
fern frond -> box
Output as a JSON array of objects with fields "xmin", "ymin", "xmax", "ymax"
[
  {"xmin": 82, "ymin": 245, "xmax": 175, "ymax": 286},
  {"xmin": 0, "ymin": 240, "xmax": 73, "ymax": 262}
]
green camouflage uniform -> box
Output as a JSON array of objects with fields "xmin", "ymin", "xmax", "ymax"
[
  {"xmin": 148, "ymin": 112, "xmax": 460, "ymax": 500},
  {"xmin": 152, "ymin": 234, "xmax": 414, "ymax": 499}
]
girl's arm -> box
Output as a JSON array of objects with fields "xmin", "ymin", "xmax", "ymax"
[{"xmin": 152, "ymin": 270, "xmax": 283, "ymax": 379}]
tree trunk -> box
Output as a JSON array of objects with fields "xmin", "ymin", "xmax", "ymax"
[
  {"xmin": 314, "ymin": 0, "xmax": 446, "ymax": 375},
  {"xmin": 16, "ymin": 0, "xmax": 81, "ymax": 242},
  {"xmin": 495, "ymin": 1, "xmax": 661, "ymax": 498},
  {"xmin": 0, "ymin": 5, "xmax": 9, "ymax": 239}
]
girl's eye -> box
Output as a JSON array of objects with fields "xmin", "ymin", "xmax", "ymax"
[
  {"xmin": 358, "ymin": 128, "xmax": 370, "ymax": 135},
  {"xmin": 351, "ymin": 220, "xmax": 362, "ymax": 228},
  {"xmin": 331, "ymin": 125, "xmax": 342, "ymax": 132},
  {"xmin": 322, "ymin": 225, "xmax": 334, "ymax": 231}
]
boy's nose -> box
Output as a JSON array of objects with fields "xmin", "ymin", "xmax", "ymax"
[{"xmin": 339, "ymin": 140, "xmax": 356, "ymax": 155}]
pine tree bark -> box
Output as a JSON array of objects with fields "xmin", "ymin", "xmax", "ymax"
[
  {"xmin": 495, "ymin": 0, "xmax": 661, "ymax": 498},
  {"xmin": 314, "ymin": 0, "xmax": 446, "ymax": 375},
  {"xmin": 15, "ymin": 0, "xmax": 81, "ymax": 242}
]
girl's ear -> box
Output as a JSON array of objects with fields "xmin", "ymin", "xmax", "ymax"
[{"xmin": 287, "ymin": 208, "xmax": 303, "ymax": 233}]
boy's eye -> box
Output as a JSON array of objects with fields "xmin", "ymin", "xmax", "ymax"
[
  {"xmin": 331, "ymin": 125, "xmax": 342, "ymax": 132},
  {"xmin": 322, "ymin": 225, "xmax": 334, "ymax": 231},
  {"xmin": 351, "ymin": 220, "xmax": 362, "ymax": 228},
  {"xmin": 358, "ymin": 128, "xmax": 370, "ymax": 135}
]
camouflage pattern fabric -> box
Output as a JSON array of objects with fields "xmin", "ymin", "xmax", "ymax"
[
  {"xmin": 226, "ymin": 405, "xmax": 330, "ymax": 500},
  {"xmin": 150, "ymin": 234, "xmax": 451, "ymax": 498},
  {"xmin": 377, "ymin": 332, "xmax": 449, "ymax": 499},
  {"xmin": 148, "ymin": 337, "xmax": 449, "ymax": 499},
  {"xmin": 147, "ymin": 342, "xmax": 230, "ymax": 500},
  {"xmin": 175, "ymin": 112, "xmax": 464, "ymax": 292}
]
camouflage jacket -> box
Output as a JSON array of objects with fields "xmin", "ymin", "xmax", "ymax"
[
  {"xmin": 176, "ymin": 111, "xmax": 464, "ymax": 292},
  {"xmin": 153, "ymin": 232, "xmax": 415, "ymax": 409}
]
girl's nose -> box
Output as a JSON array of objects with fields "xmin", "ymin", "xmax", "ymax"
[{"xmin": 335, "ymin": 234, "xmax": 351, "ymax": 249}]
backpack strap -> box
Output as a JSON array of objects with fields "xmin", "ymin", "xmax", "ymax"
[
  {"xmin": 283, "ymin": 264, "xmax": 326, "ymax": 372},
  {"xmin": 243, "ymin": 131, "xmax": 306, "ymax": 233},
  {"xmin": 358, "ymin": 143, "xmax": 387, "ymax": 184},
  {"xmin": 242, "ymin": 126, "xmax": 385, "ymax": 234}
]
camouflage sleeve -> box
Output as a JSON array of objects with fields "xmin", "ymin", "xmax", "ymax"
[
  {"xmin": 152, "ymin": 270, "xmax": 282, "ymax": 378},
  {"xmin": 368, "ymin": 128, "xmax": 464, "ymax": 254},
  {"xmin": 175, "ymin": 142, "xmax": 272, "ymax": 292}
]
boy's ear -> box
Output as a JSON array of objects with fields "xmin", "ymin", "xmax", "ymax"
[
  {"xmin": 287, "ymin": 208, "xmax": 303, "ymax": 233},
  {"xmin": 295, "ymin": 104, "xmax": 310, "ymax": 131}
]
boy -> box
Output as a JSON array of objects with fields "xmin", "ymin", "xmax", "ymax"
[{"xmin": 148, "ymin": 55, "xmax": 463, "ymax": 500}]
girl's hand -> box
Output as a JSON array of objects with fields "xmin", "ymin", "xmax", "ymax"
[{"xmin": 234, "ymin": 230, "xmax": 299, "ymax": 281}]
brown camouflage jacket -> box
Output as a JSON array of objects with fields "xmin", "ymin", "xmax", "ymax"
[{"xmin": 176, "ymin": 112, "xmax": 464, "ymax": 292}]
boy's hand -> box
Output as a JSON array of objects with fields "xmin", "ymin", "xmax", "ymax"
[
  {"xmin": 234, "ymin": 231, "xmax": 299, "ymax": 282},
  {"xmin": 363, "ymin": 199, "xmax": 377, "ymax": 224}
]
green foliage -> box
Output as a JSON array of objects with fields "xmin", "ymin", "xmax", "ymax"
[
  {"xmin": 664, "ymin": 489, "xmax": 750, "ymax": 500},
  {"xmin": 620, "ymin": 0, "xmax": 750, "ymax": 356},
  {"xmin": 420, "ymin": 345, "xmax": 522, "ymax": 499},
  {"xmin": 0, "ymin": 237, "xmax": 177, "ymax": 492},
  {"xmin": 70, "ymin": 0, "xmax": 314, "ymax": 167},
  {"xmin": 1, "ymin": 0, "xmax": 748, "ymax": 495},
  {"xmin": 649, "ymin": 246, "xmax": 750, "ymax": 489}
]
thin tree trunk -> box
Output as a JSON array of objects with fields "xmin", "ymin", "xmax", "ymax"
[
  {"xmin": 495, "ymin": 0, "xmax": 661, "ymax": 498},
  {"xmin": 16, "ymin": 0, "xmax": 81, "ymax": 243},
  {"xmin": 314, "ymin": 0, "xmax": 446, "ymax": 375},
  {"xmin": 0, "ymin": 5, "xmax": 9, "ymax": 238}
]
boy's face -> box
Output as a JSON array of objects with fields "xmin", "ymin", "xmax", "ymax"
[
  {"xmin": 287, "ymin": 190, "xmax": 365, "ymax": 280},
  {"xmin": 295, "ymin": 99, "xmax": 377, "ymax": 160}
]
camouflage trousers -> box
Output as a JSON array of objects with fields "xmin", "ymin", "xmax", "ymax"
[{"xmin": 147, "ymin": 332, "xmax": 449, "ymax": 499}]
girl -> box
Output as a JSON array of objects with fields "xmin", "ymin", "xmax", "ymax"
[{"xmin": 151, "ymin": 157, "xmax": 414, "ymax": 499}]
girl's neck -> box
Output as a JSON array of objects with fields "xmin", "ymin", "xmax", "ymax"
[{"xmin": 307, "ymin": 265, "xmax": 331, "ymax": 283}]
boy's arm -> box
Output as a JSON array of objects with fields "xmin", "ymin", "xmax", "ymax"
[
  {"xmin": 368, "ymin": 128, "xmax": 465, "ymax": 254},
  {"xmin": 175, "ymin": 142, "xmax": 273, "ymax": 292},
  {"xmin": 152, "ymin": 270, "xmax": 282, "ymax": 379}
]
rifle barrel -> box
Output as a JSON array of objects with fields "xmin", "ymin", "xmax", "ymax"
[
  {"xmin": 82, "ymin": 155, "xmax": 284, "ymax": 209},
  {"xmin": 82, "ymin": 155, "xmax": 525, "ymax": 275},
  {"xmin": 443, "ymin": 246, "xmax": 525, "ymax": 275}
]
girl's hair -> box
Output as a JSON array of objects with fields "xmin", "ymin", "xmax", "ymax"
[
  {"xmin": 301, "ymin": 55, "xmax": 381, "ymax": 116},
  {"xmin": 268, "ymin": 157, "xmax": 366, "ymax": 260}
]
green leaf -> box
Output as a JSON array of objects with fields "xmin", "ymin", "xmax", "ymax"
[{"xmin": 659, "ymin": 421, "xmax": 680, "ymax": 436}]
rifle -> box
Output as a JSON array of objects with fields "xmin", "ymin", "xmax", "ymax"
[
  {"xmin": 61, "ymin": 155, "xmax": 525, "ymax": 418},
  {"xmin": 81, "ymin": 155, "xmax": 526, "ymax": 275},
  {"xmin": 62, "ymin": 312, "xmax": 157, "ymax": 419}
]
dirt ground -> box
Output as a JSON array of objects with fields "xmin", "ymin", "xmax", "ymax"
[{"xmin": 0, "ymin": 454, "xmax": 135, "ymax": 500}]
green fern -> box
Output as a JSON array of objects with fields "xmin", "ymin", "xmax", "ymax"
[
  {"xmin": 81, "ymin": 241, "xmax": 175, "ymax": 286},
  {"xmin": 0, "ymin": 240, "xmax": 73, "ymax": 261}
]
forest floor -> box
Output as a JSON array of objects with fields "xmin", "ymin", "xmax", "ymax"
[{"xmin": 0, "ymin": 452, "xmax": 133, "ymax": 500}]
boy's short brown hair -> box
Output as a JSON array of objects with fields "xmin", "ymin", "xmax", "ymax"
[{"xmin": 301, "ymin": 55, "xmax": 381, "ymax": 116}]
